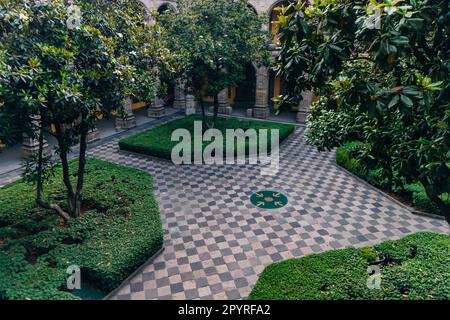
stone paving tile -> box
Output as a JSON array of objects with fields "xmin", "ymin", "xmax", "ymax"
[
  {"xmin": 83, "ymin": 124, "xmax": 448, "ymax": 300},
  {"xmin": 1, "ymin": 116, "xmax": 448, "ymax": 300}
]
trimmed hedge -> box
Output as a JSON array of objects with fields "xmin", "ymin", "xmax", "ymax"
[
  {"xmin": 0, "ymin": 158, "xmax": 163, "ymax": 300},
  {"xmin": 249, "ymin": 232, "xmax": 450, "ymax": 300},
  {"xmin": 119, "ymin": 115, "xmax": 295, "ymax": 160},
  {"xmin": 336, "ymin": 141, "xmax": 449, "ymax": 216}
]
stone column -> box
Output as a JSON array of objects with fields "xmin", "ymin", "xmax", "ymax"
[
  {"xmin": 148, "ymin": 77, "xmax": 166, "ymax": 118},
  {"xmin": 147, "ymin": 95, "xmax": 166, "ymax": 118},
  {"xmin": 173, "ymin": 79, "xmax": 186, "ymax": 110},
  {"xmin": 253, "ymin": 66, "xmax": 270, "ymax": 119},
  {"xmin": 0, "ymin": 139, "xmax": 5, "ymax": 153},
  {"xmin": 185, "ymin": 93, "xmax": 197, "ymax": 115},
  {"xmin": 296, "ymin": 91, "xmax": 315, "ymax": 123},
  {"xmin": 22, "ymin": 114, "xmax": 49, "ymax": 158},
  {"xmin": 115, "ymin": 97, "xmax": 137, "ymax": 130},
  {"xmin": 216, "ymin": 88, "xmax": 232, "ymax": 115},
  {"xmin": 87, "ymin": 126, "xmax": 99, "ymax": 143}
]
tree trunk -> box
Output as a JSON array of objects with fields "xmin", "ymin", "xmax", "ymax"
[
  {"xmin": 73, "ymin": 116, "xmax": 88, "ymax": 218},
  {"xmin": 421, "ymin": 179, "xmax": 450, "ymax": 229},
  {"xmin": 200, "ymin": 96, "xmax": 207, "ymax": 129},
  {"xmin": 212, "ymin": 93, "xmax": 219, "ymax": 129},
  {"xmin": 35, "ymin": 118, "xmax": 71, "ymax": 221},
  {"xmin": 54, "ymin": 118, "xmax": 76, "ymax": 217}
]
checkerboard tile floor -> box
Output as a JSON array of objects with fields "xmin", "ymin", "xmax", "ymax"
[
  {"xmin": 1, "ymin": 116, "xmax": 447, "ymax": 300},
  {"xmin": 83, "ymin": 124, "xmax": 448, "ymax": 300}
]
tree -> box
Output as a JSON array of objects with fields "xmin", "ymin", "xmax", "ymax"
[
  {"xmin": 156, "ymin": 0, "xmax": 269, "ymax": 128},
  {"xmin": 0, "ymin": 0, "xmax": 162, "ymax": 220},
  {"xmin": 275, "ymin": 0, "xmax": 450, "ymax": 224}
]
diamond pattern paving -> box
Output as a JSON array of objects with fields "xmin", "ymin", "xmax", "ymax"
[
  {"xmin": 84, "ymin": 123, "xmax": 448, "ymax": 300},
  {"xmin": 1, "ymin": 117, "xmax": 447, "ymax": 300}
]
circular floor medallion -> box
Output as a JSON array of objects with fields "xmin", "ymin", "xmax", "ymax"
[{"xmin": 250, "ymin": 190, "xmax": 288, "ymax": 209}]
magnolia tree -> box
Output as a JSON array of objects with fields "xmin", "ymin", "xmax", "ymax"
[
  {"xmin": 0, "ymin": 0, "xmax": 163, "ymax": 220},
  {"xmin": 156, "ymin": 0, "xmax": 269, "ymax": 128},
  {"xmin": 276, "ymin": 0, "xmax": 450, "ymax": 223}
]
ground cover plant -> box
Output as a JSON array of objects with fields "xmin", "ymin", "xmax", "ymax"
[
  {"xmin": 0, "ymin": 158, "xmax": 163, "ymax": 300},
  {"xmin": 249, "ymin": 232, "xmax": 450, "ymax": 300},
  {"xmin": 119, "ymin": 115, "xmax": 295, "ymax": 160},
  {"xmin": 336, "ymin": 142, "xmax": 449, "ymax": 216}
]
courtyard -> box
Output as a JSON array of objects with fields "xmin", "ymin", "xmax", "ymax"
[
  {"xmin": 90, "ymin": 120, "xmax": 450, "ymax": 300},
  {"xmin": 1, "ymin": 0, "xmax": 449, "ymax": 303}
]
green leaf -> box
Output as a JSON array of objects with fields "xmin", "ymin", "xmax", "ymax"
[
  {"xmin": 388, "ymin": 95, "xmax": 400, "ymax": 108},
  {"xmin": 400, "ymin": 94, "xmax": 413, "ymax": 108}
]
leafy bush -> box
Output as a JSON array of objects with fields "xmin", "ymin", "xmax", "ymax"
[
  {"xmin": 404, "ymin": 183, "xmax": 449, "ymax": 216},
  {"xmin": 119, "ymin": 115, "xmax": 295, "ymax": 160},
  {"xmin": 276, "ymin": 0, "xmax": 450, "ymax": 223},
  {"xmin": 306, "ymin": 102, "xmax": 366, "ymax": 151},
  {"xmin": 0, "ymin": 158, "xmax": 163, "ymax": 299},
  {"xmin": 335, "ymin": 141, "xmax": 367, "ymax": 178},
  {"xmin": 336, "ymin": 142, "xmax": 449, "ymax": 216},
  {"xmin": 249, "ymin": 232, "xmax": 450, "ymax": 300}
]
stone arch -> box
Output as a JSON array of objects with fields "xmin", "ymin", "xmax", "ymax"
[
  {"xmin": 246, "ymin": 3, "xmax": 258, "ymax": 16},
  {"xmin": 157, "ymin": 2, "xmax": 176, "ymax": 14},
  {"xmin": 232, "ymin": 63, "xmax": 257, "ymax": 109},
  {"xmin": 268, "ymin": 0, "xmax": 296, "ymax": 44}
]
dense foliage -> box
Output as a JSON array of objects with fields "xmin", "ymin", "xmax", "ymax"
[
  {"xmin": 249, "ymin": 232, "xmax": 450, "ymax": 300},
  {"xmin": 337, "ymin": 141, "xmax": 449, "ymax": 216},
  {"xmin": 156, "ymin": 0, "xmax": 269, "ymax": 128},
  {"xmin": 119, "ymin": 115, "xmax": 295, "ymax": 160},
  {"xmin": 276, "ymin": 0, "xmax": 450, "ymax": 223},
  {"xmin": 0, "ymin": 0, "xmax": 162, "ymax": 219},
  {"xmin": 0, "ymin": 158, "xmax": 163, "ymax": 300}
]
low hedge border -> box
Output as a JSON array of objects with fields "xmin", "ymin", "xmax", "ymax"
[
  {"xmin": 103, "ymin": 246, "xmax": 164, "ymax": 300},
  {"xmin": 336, "ymin": 141, "xmax": 448, "ymax": 219},
  {"xmin": 118, "ymin": 114, "xmax": 296, "ymax": 160},
  {"xmin": 0, "ymin": 158, "xmax": 163, "ymax": 300},
  {"xmin": 249, "ymin": 232, "xmax": 450, "ymax": 300}
]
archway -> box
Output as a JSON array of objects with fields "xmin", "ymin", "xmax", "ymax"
[
  {"xmin": 157, "ymin": 3, "xmax": 175, "ymax": 14},
  {"xmin": 269, "ymin": 1, "xmax": 296, "ymax": 45},
  {"xmin": 233, "ymin": 64, "xmax": 256, "ymax": 109},
  {"xmin": 163, "ymin": 80, "xmax": 175, "ymax": 107},
  {"xmin": 269, "ymin": 69, "xmax": 294, "ymax": 113}
]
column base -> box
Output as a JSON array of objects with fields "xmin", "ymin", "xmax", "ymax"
[
  {"xmin": 296, "ymin": 111, "xmax": 308, "ymax": 124},
  {"xmin": 22, "ymin": 141, "xmax": 49, "ymax": 159},
  {"xmin": 115, "ymin": 115, "xmax": 137, "ymax": 130},
  {"xmin": 173, "ymin": 98, "xmax": 186, "ymax": 110},
  {"xmin": 87, "ymin": 128, "xmax": 100, "ymax": 143},
  {"xmin": 209, "ymin": 106, "xmax": 233, "ymax": 115},
  {"xmin": 253, "ymin": 108, "xmax": 269, "ymax": 119},
  {"xmin": 147, "ymin": 106, "xmax": 166, "ymax": 118},
  {"xmin": 185, "ymin": 94, "xmax": 197, "ymax": 115}
]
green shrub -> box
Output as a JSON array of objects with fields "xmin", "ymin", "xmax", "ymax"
[
  {"xmin": 119, "ymin": 115, "xmax": 295, "ymax": 160},
  {"xmin": 335, "ymin": 141, "xmax": 367, "ymax": 178},
  {"xmin": 404, "ymin": 183, "xmax": 449, "ymax": 216},
  {"xmin": 0, "ymin": 158, "xmax": 163, "ymax": 299},
  {"xmin": 249, "ymin": 232, "xmax": 450, "ymax": 300},
  {"xmin": 336, "ymin": 142, "xmax": 448, "ymax": 216}
]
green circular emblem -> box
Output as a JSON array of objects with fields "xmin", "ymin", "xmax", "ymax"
[{"xmin": 250, "ymin": 190, "xmax": 288, "ymax": 209}]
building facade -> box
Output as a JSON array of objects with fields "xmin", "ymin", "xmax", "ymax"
[
  {"xmin": 0, "ymin": 0, "xmax": 314, "ymax": 160},
  {"xmin": 141, "ymin": 0, "xmax": 314, "ymax": 123}
]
